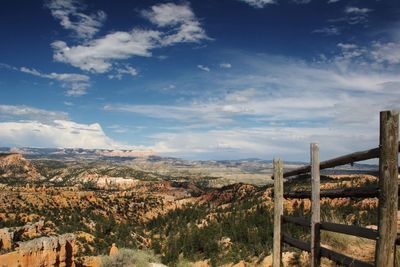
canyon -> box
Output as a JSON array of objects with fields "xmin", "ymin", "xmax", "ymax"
[{"xmin": 0, "ymin": 149, "xmax": 385, "ymax": 266}]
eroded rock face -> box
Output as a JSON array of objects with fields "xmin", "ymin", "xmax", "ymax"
[
  {"xmin": 0, "ymin": 153, "xmax": 41, "ymax": 180},
  {"xmin": 0, "ymin": 228, "xmax": 13, "ymax": 250},
  {"xmin": 0, "ymin": 221, "xmax": 45, "ymax": 250},
  {"xmin": 75, "ymin": 256, "xmax": 101, "ymax": 267},
  {"xmin": 0, "ymin": 233, "xmax": 76, "ymax": 267}
]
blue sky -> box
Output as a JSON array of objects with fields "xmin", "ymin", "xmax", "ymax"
[{"xmin": 0, "ymin": 0, "xmax": 399, "ymax": 160}]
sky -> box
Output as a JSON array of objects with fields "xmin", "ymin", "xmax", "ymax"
[{"xmin": 0, "ymin": 0, "xmax": 399, "ymax": 161}]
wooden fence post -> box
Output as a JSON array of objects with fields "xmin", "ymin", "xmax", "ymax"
[
  {"xmin": 311, "ymin": 143, "xmax": 321, "ymax": 267},
  {"xmin": 375, "ymin": 110, "xmax": 399, "ymax": 267},
  {"xmin": 273, "ymin": 158, "xmax": 283, "ymax": 267}
]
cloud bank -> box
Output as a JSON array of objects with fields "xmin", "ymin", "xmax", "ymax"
[{"xmin": 0, "ymin": 104, "xmax": 128, "ymax": 149}]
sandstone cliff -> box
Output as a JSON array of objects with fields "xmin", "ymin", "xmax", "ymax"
[
  {"xmin": 0, "ymin": 233, "xmax": 76, "ymax": 267},
  {"xmin": 0, "ymin": 220, "xmax": 45, "ymax": 251}
]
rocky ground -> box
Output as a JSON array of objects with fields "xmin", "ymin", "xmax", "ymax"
[{"xmin": 0, "ymin": 152, "xmax": 389, "ymax": 267}]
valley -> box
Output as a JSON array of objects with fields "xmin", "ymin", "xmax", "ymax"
[{"xmin": 0, "ymin": 149, "xmax": 383, "ymax": 266}]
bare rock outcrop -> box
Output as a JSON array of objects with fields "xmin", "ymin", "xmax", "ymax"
[
  {"xmin": 0, "ymin": 233, "xmax": 76, "ymax": 267},
  {"xmin": 0, "ymin": 220, "xmax": 45, "ymax": 250},
  {"xmin": 75, "ymin": 256, "xmax": 101, "ymax": 267},
  {"xmin": 193, "ymin": 260, "xmax": 211, "ymax": 267},
  {"xmin": 109, "ymin": 243, "xmax": 118, "ymax": 256},
  {"xmin": 0, "ymin": 153, "xmax": 41, "ymax": 180}
]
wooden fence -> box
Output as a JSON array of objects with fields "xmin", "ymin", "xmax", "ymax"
[{"xmin": 272, "ymin": 110, "xmax": 399, "ymax": 267}]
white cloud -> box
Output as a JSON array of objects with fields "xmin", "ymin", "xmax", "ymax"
[
  {"xmin": 104, "ymin": 50, "xmax": 400, "ymax": 159},
  {"xmin": 50, "ymin": 3, "xmax": 209, "ymax": 73},
  {"xmin": 108, "ymin": 124, "xmax": 129, "ymax": 134},
  {"xmin": 345, "ymin": 6, "xmax": 372, "ymax": 15},
  {"xmin": 328, "ymin": 0, "xmax": 340, "ymax": 3},
  {"xmin": 46, "ymin": 0, "xmax": 106, "ymax": 40},
  {"xmin": 162, "ymin": 84, "xmax": 176, "ymax": 91},
  {"xmin": 197, "ymin": 65, "xmax": 210, "ymax": 72},
  {"xmin": 370, "ymin": 42, "xmax": 400, "ymax": 65},
  {"xmin": 0, "ymin": 120, "xmax": 125, "ymax": 149},
  {"xmin": 0, "ymin": 105, "xmax": 138, "ymax": 150},
  {"xmin": 337, "ymin": 43, "xmax": 357, "ymax": 50},
  {"xmin": 108, "ymin": 64, "xmax": 138, "ymax": 80},
  {"xmin": 334, "ymin": 40, "xmax": 400, "ymax": 71},
  {"xmin": 161, "ymin": 20, "xmax": 209, "ymax": 45},
  {"xmin": 19, "ymin": 66, "xmax": 90, "ymax": 96},
  {"xmin": 104, "ymin": 103, "xmax": 220, "ymax": 123},
  {"xmin": 327, "ymin": 6, "xmax": 373, "ymax": 26},
  {"xmin": 64, "ymin": 101, "xmax": 74, "ymax": 106},
  {"xmin": 312, "ymin": 26, "xmax": 341, "ymax": 36},
  {"xmin": 52, "ymin": 30, "xmax": 160, "ymax": 73},
  {"xmin": 141, "ymin": 3, "xmax": 209, "ymax": 46},
  {"xmin": 238, "ymin": 0, "xmax": 275, "ymax": 8},
  {"xmin": 220, "ymin": 63, "xmax": 232, "ymax": 68},
  {"xmin": 20, "ymin": 67, "xmax": 89, "ymax": 83},
  {"xmin": 0, "ymin": 64, "xmax": 91, "ymax": 96},
  {"xmin": 141, "ymin": 3, "xmax": 195, "ymax": 27},
  {"xmin": 150, "ymin": 125, "xmax": 377, "ymax": 160},
  {"xmin": 0, "ymin": 105, "xmax": 69, "ymax": 123},
  {"xmin": 104, "ymin": 78, "xmax": 399, "ymax": 126}
]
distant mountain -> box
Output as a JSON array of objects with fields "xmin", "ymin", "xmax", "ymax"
[
  {"xmin": 0, "ymin": 147, "xmax": 154, "ymax": 160},
  {"xmin": 0, "ymin": 153, "xmax": 42, "ymax": 181},
  {"xmin": 0, "ymin": 147, "xmax": 378, "ymax": 176}
]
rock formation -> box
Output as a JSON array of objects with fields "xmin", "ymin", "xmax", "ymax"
[
  {"xmin": 0, "ymin": 220, "xmax": 45, "ymax": 250},
  {"xmin": 74, "ymin": 256, "xmax": 101, "ymax": 267},
  {"xmin": 0, "ymin": 153, "xmax": 41, "ymax": 180},
  {"xmin": 109, "ymin": 243, "xmax": 118, "ymax": 256},
  {"xmin": 0, "ymin": 233, "xmax": 76, "ymax": 267}
]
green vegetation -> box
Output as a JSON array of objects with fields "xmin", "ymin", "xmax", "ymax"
[
  {"xmin": 100, "ymin": 248, "xmax": 160, "ymax": 267},
  {"xmin": 0, "ymin": 158, "xmax": 382, "ymax": 267},
  {"xmin": 147, "ymin": 195, "xmax": 274, "ymax": 266}
]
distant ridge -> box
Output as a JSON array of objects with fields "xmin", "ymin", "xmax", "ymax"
[{"xmin": 0, "ymin": 147, "xmax": 155, "ymax": 159}]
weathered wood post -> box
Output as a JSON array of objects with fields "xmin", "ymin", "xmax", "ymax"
[
  {"xmin": 310, "ymin": 143, "xmax": 321, "ymax": 267},
  {"xmin": 375, "ymin": 110, "xmax": 399, "ymax": 267},
  {"xmin": 273, "ymin": 158, "xmax": 283, "ymax": 267}
]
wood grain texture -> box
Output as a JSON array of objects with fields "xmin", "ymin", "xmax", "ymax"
[
  {"xmin": 271, "ymin": 142, "xmax": 400, "ymax": 180},
  {"xmin": 375, "ymin": 110, "xmax": 399, "ymax": 267},
  {"xmin": 311, "ymin": 143, "xmax": 320, "ymax": 267},
  {"xmin": 272, "ymin": 159, "xmax": 283, "ymax": 267}
]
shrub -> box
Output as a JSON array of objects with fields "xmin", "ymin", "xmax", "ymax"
[{"xmin": 101, "ymin": 248, "xmax": 160, "ymax": 267}]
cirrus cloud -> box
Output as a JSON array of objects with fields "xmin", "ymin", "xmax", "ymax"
[
  {"xmin": 0, "ymin": 63, "xmax": 90, "ymax": 96},
  {"xmin": 238, "ymin": 0, "xmax": 275, "ymax": 8},
  {"xmin": 45, "ymin": 0, "xmax": 106, "ymax": 40},
  {"xmin": 0, "ymin": 104, "xmax": 69, "ymax": 123},
  {"xmin": 197, "ymin": 64, "xmax": 210, "ymax": 72}
]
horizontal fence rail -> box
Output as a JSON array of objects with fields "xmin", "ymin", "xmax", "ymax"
[
  {"xmin": 319, "ymin": 247, "xmax": 374, "ymax": 267},
  {"xmin": 282, "ymin": 186, "xmax": 380, "ymax": 199},
  {"xmin": 282, "ymin": 215, "xmax": 310, "ymax": 227},
  {"xmin": 282, "ymin": 234, "xmax": 310, "ymax": 252},
  {"xmin": 282, "ymin": 216, "xmax": 378, "ymax": 240},
  {"xmin": 282, "ymin": 233, "xmax": 374, "ymax": 267},
  {"xmin": 272, "ymin": 142, "xmax": 400, "ymax": 180},
  {"xmin": 320, "ymin": 222, "xmax": 378, "ymax": 240}
]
